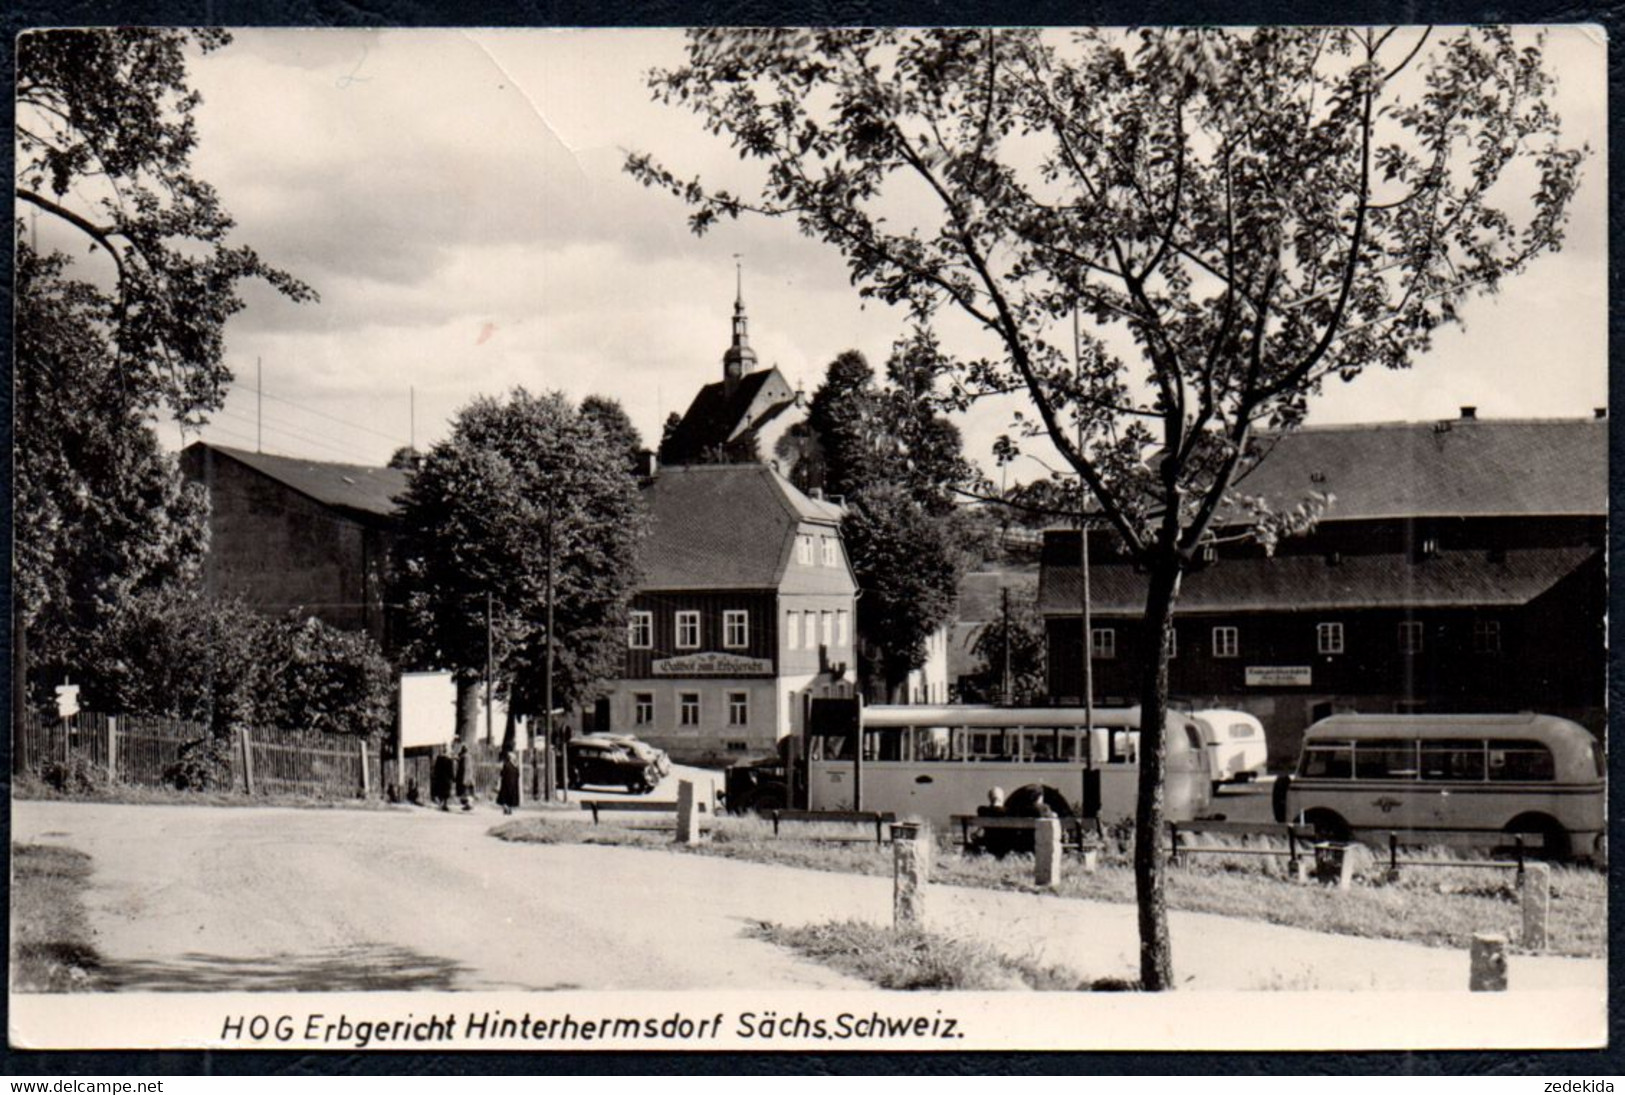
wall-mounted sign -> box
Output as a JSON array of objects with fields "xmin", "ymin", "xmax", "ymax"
[
  {"xmin": 653, "ymin": 651, "xmax": 774, "ymax": 677},
  {"xmin": 1245, "ymin": 666, "xmax": 1312, "ymax": 688}
]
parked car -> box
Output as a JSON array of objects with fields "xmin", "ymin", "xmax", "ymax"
[
  {"xmin": 581, "ymin": 733, "xmax": 671, "ymax": 779},
  {"xmin": 566, "ymin": 738, "xmax": 656, "ymax": 794}
]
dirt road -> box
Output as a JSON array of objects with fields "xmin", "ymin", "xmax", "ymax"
[{"xmin": 13, "ymin": 799, "xmax": 1606, "ymax": 994}]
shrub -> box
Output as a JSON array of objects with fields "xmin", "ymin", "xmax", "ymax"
[
  {"xmin": 163, "ymin": 736, "xmax": 236, "ymax": 792},
  {"xmin": 37, "ymin": 756, "xmax": 107, "ymax": 795}
]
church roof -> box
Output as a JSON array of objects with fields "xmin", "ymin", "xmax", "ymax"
[{"xmin": 660, "ymin": 367, "xmax": 797, "ymax": 464}]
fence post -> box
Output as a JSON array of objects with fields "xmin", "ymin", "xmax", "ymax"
[
  {"xmin": 1034, "ymin": 818, "xmax": 1063, "ymax": 888},
  {"xmin": 1469, "ymin": 933, "xmax": 1508, "ymax": 992},
  {"xmin": 1521, "ymin": 862, "xmax": 1551, "ymax": 951},
  {"xmin": 239, "ymin": 727, "xmax": 256, "ymax": 797},
  {"xmin": 892, "ymin": 822, "xmax": 928, "ymax": 929},
  {"xmin": 359, "ymin": 738, "xmax": 371, "ymax": 799},
  {"xmin": 675, "ymin": 779, "xmax": 700, "ymax": 845},
  {"xmin": 1386, "ymin": 832, "xmax": 1401, "ymax": 882},
  {"xmin": 106, "ymin": 716, "xmax": 118, "ymax": 784}
]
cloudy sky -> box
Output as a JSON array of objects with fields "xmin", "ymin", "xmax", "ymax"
[{"xmin": 125, "ymin": 27, "xmax": 1607, "ymax": 476}]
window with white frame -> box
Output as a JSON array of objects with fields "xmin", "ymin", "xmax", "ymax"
[
  {"xmin": 1317, "ymin": 622, "xmax": 1345, "ymax": 655},
  {"xmin": 727, "ymin": 691, "xmax": 749, "ymax": 727},
  {"xmin": 1398, "ymin": 621, "xmax": 1424, "ymax": 655},
  {"xmin": 1212, "ymin": 626, "xmax": 1239, "ymax": 658},
  {"xmin": 723, "ymin": 610, "xmax": 749, "ymax": 649},
  {"xmin": 1472, "ymin": 619, "xmax": 1502, "ymax": 655},
  {"xmin": 627, "ymin": 611, "xmax": 652, "ymax": 649},
  {"xmin": 633, "ymin": 692, "xmax": 654, "ymax": 726},
  {"xmin": 675, "ymin": 611, "xmax": 700, "ymax": 649},
  {"xmin": 786, "ymin": 611, "xmax": 800, "ymax": 650},
  {"xmin": 821, "ymin": 610, "xmax": 835, "ymax": 647},
  {"xmin": 796, "ymin": 535, "xmax": 815, "ymax": 565},
  {"xmin": 1091, "ymin": 628, "xmax": 1116, "ymax": 660},
  {"xmin": 805, "ymin": 610, "xmax": 818, "ymax": 646},
  {"xmin": 836, "ymin": 609, "xmax": 850, "ymax": 646},
  {"xmin": 821, "ymin": 537, "xmax": 838, "ymax": 567},
  {"xmin": 679, "ymin": 692, "xmax": 700, "ymax": 727}
]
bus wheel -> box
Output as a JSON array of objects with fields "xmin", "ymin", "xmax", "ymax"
[
  {"xmin": 1303, "ymin": 809, "xmax": 1350, "ymax": 843},
  {"xmin": 1504, "ymin": 815, "xmax": 1570, "ymax": 861},
  {"xmin": 1271, "ymin": 774, "xmax": 1291, "ymax": 824}
]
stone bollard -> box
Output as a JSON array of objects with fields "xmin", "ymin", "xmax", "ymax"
[
  {"xmin": 1521, "ymin": 862, "xmax": 1552, "ymax": 951},
  {"xmin": 1078, "ymin": 846, "xmax": 1101, "ymax": 875},
  {"xmin": 1034, "ymin": 818, "xmax": 1063, "ymax": 888},
  {"xmin": 1469, "ymin": 933, "xmax": 1508, "ymax": 992},
  {"xmin": 892, "ymin": 822, "xmax": 928, "ymax": 929},
  {"xmin": 1313, "ymin": 842, "xmax": 1355, "ymax": 890},
  {"xmin": 675, "ymin": 779, "xmax": 700, "ymax": 846}
]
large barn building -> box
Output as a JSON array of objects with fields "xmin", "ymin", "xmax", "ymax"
[{"xmin": 1038, "ymin": 412, "xmax": 1606, "ymax": 768}]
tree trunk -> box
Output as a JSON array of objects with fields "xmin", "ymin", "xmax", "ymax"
[
  {"xmin": 1134, "ymin": 552, "xmax": 1183, "ymax": 991},
  {"xmin": 500, "ymin": 706, "xmax": 517, "ymax": 755},
  {"xmin": 455, "ymin": 676, "xmax": 481, "ymax": 747},
  {"xmin": 12, "ymin": 597, "xmax": 28, "ymax": 775}
]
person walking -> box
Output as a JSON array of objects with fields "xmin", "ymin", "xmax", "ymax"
[
  {"xmin": 455, "ymin": 743, "xmax": 473, "ymax": 811},
  {"xmin": 430, "ymin": 750, "xmax": 454, "ymax": 812},
  {"xmin": 497, "ymin": 749, "xmax": 521, "ymax": 815}
]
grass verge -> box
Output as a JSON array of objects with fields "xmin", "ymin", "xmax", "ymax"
[
  {"xmin": 11, "ymin": 843, "xmax": 103, "ymax": 992},
  {"xmin": 493, "ymin": 815, "xmax": 1606, "ymax": 958},
  {"xmin": 13, "ymin": 774, "xmax": 398, "ymax": 811},
  {"xmin": 748, "ymin": 918, "xmax": 1128, "ymax": 991}
]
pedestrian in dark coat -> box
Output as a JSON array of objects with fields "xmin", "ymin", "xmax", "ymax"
[
  {"xmin": 497, "ymin": 750, "xmax": 521, "ymax": 815},
  {"xmin": 455, "ymin": 743, "xmax": 473, "ymax": 811},
  {"xmin": 430, "ymin": 751, "xmax": 454, "ymax": 811}
]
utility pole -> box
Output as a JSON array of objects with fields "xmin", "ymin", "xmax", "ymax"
[
  {"xmin": 543, "ymin": 492, "xmax": 558, "ymax": 803},
  {"xmin": 485, "ymin": 591, "xmax": 494, "ymax": 746},
  {"xmin": 1074, "ymin": 307, "xmax": 1095, "ymax": 764},
  {"xmin": 410, "ymin": 385, "xmax": 416, "ymax": 454},
  {"xmin": 1001, "ymin": 585, "xmax": 1013, "ymax": 705},
  {"xmin": 256, "ymin": 357, "xmax": 263, "ymax": 452}
]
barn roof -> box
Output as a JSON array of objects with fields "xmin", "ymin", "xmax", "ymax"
[{"xmin": 187, "ymin": 442, "xmax": 408, "ymax": 518}]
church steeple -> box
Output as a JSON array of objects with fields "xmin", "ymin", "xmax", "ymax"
[{"xmin": 722, "ymin": 257, "xmax": 757, "ymax": 390}]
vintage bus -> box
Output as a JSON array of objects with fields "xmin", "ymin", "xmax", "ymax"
[
  {"xmin": 1277, "ymin": 713, "xmax": 1606, "ymax": 862},
  {"xmin": 804, "ymin": 703, "xmax": 1213, "ymax": 832}
]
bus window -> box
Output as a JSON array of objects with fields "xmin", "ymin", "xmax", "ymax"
[
  {"xmin": 1056, "ymin": 730, "xmax": 1086, "ymax": 761},
  {"xmin": 1355, "ymin": 739, "xmax": 1417, "ymax": 780},
  {"xmin": 1024, "ymin": 730, "xmax": 1058, "ymax": 761},
  {"xmin": 1420, "ymin": 739, "xmax": 1486, "ymax": 782},
  {"xmin": 914, "ymin": 726, "xmax": 953, "ymax": 762},
  {"xmin": 967, "ymin": 730, "xmax": 1009, "ymax": 761},
  {"xmin": 862, "ymin": 730, "xmax": 905, "ymax": 762},
  {"xmin": 1301, "ymin": 743, "xmax": 1354, "ymax": 779},
  {"xmin": 1108, "ymin": 730, "xmax": 1137, "ymax": 765},
  {"xmin": 810, "ymin": 733, "xmax": 851, "ymax": 762},
  {"xmin": 1487, "ymin": 739, "xmax": 1556, "ymax": 782}
]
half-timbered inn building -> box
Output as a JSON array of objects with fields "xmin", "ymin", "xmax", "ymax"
[
  {"xmin": 601, "ymin": 462, "xmax": 858, "ymax": 765},
  {"xmin": 1039, "ymin": 412, "xmax": 1606, "ymax": 768}
]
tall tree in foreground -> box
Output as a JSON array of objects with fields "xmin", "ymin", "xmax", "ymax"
[
  {"xmin": 14, "ymin": 29, "xmax": 313, "ymax": 738},
  {"xmin": 395, "ymin": 390, "xmax": 644, "ymax": 750},
  {"xmin": 629, "ymin": 27, "xmax": 1585, "ymax": 988}
]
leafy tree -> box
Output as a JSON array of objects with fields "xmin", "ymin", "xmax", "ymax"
[
  {"xmin": 801, "ymin": 336, "xmax": 984, "ymax": 699},
  {"xmin": 396, "ymin": 390, "xmax": 644, "ymax": 749},
  {"xmin": 965, "ymin": 587, "xmax": 1047, "ymax": 705},
  {"xmin": 657, "ymin": 412, "xmax": 684, "ymax": 463},
  {"xmin": 14, "ymin": 29, "xmax": 313, "ymax": 757},
  {"xmin": 581, "ymin": 394, "xmax": 647, "ymax": 473},
  {"xmin": 630, "ymin": 27, "xmax": 1585, "ymax": 989},
  {"xmin": 388, "ymin": 446, "xmax": 423, "ymax": 472}
]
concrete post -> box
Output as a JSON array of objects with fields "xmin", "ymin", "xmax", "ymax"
[
  {"xmin": 1314, "ymin": 842, "xmax": 1355, "ymax": 890},
  {"xmin": 1078, "ymin": 846, "xmax": 1101, "ymax": 874},
  {"xmin": 106, "ymin": 717, "xmax": 117, "ymax": 784},
  {"xmin": 1034, "ymin": 818, "xmax": 1063, "ymax": 888},
  {"xmin": 239, "ymin": 727, "xmax": 256, "ymax": 797},
  {"xmin": 1469, "ymin": 933, "xmax": 1508, "ymax": 992},
  {"xmin": 892, "ymin": 824, "xmax": 928, "ymax": 929},
  {"xmin": 358, "ymin": 738, "xmax": 371, "ymax": 798},
  {"xmin": 1521, "ymin": 862, "xmax": 1552, "ymax": 951},
  {"xmin": 675, "ymin": 779, "xmax": 700, "ymax": 845}
]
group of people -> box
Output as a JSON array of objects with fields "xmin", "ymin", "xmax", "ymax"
[{"xmin": 421, "ymin": 745, "xmax": 523, "ymax": 815}]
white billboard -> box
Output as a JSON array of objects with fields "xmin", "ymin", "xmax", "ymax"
[{"xmin": 398, "ymin": 671, "xmax": 457, "ymax": 749}]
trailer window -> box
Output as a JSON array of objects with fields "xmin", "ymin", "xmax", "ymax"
[
  {"xmin": 1301, "ymin": 744, "xmax": 1354, "ymax": 779},
  {"xmin": 1420, "ymin": 740, "xmax": 1487, "ymax": 782},
  {"xmin": 913, "ymin": 726, "xmax": 954, "ymax": 762},
  {"xmin": 1486, "ymin": 739, "xmax": 1556, "ymax": 782},
  {"xmin": 1355, "ymin": 740, "xmax": 1417, "ymax": 780}
]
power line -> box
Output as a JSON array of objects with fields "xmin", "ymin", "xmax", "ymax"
[
  {"xmin": 230, "ymin": 380, "xmax": 407, "ymax": 445},
  {"xmin": 214, "ymin": 404, "xmax": 382, "ymax": 464}
]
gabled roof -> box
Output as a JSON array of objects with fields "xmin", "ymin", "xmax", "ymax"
[
  {"xmin": 1039, "ymin": 545, "xmax": 1597, "ymax": 616},
  {"xmin": 1225, "ymin": 417, "xmax": 1606, "ymax": 521},
  {"xmin": 660, "ymin": 368, "xmax": 797, "ymax": 464},
  {"xmin": 187, "ymin": 442, "xmax": 408, "ymax": 518},
  {"xmin": 957, "ymin": 567, "xmax": 1040, "ymax": 622},
  {"xmin": 639, "ymin": 463, "xmax": 843, "ymax": 591}
]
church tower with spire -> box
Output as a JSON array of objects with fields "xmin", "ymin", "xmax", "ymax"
[{"xmin": 722, "ymin": 262, "xmax": 757, "ymax": 394}]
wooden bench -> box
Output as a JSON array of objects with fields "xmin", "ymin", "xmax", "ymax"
[
  {"xmin": 1168, "ymin": 819, "xmax": 1316, "ymax": 870},
  {"xmin": 1381, "ymin": 830, "xmax": 1530, "ymax": 879},
  {"xmin": 769, "ymin": 809, "xmax": 896, "ymax": 846},
  {"xmin": 952, "ymin": 814, "xmax": 1106, "ymax": 854},
  {"xmin": 580, "ymin": 799, "xmax": 700, "ymax": 825}
]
